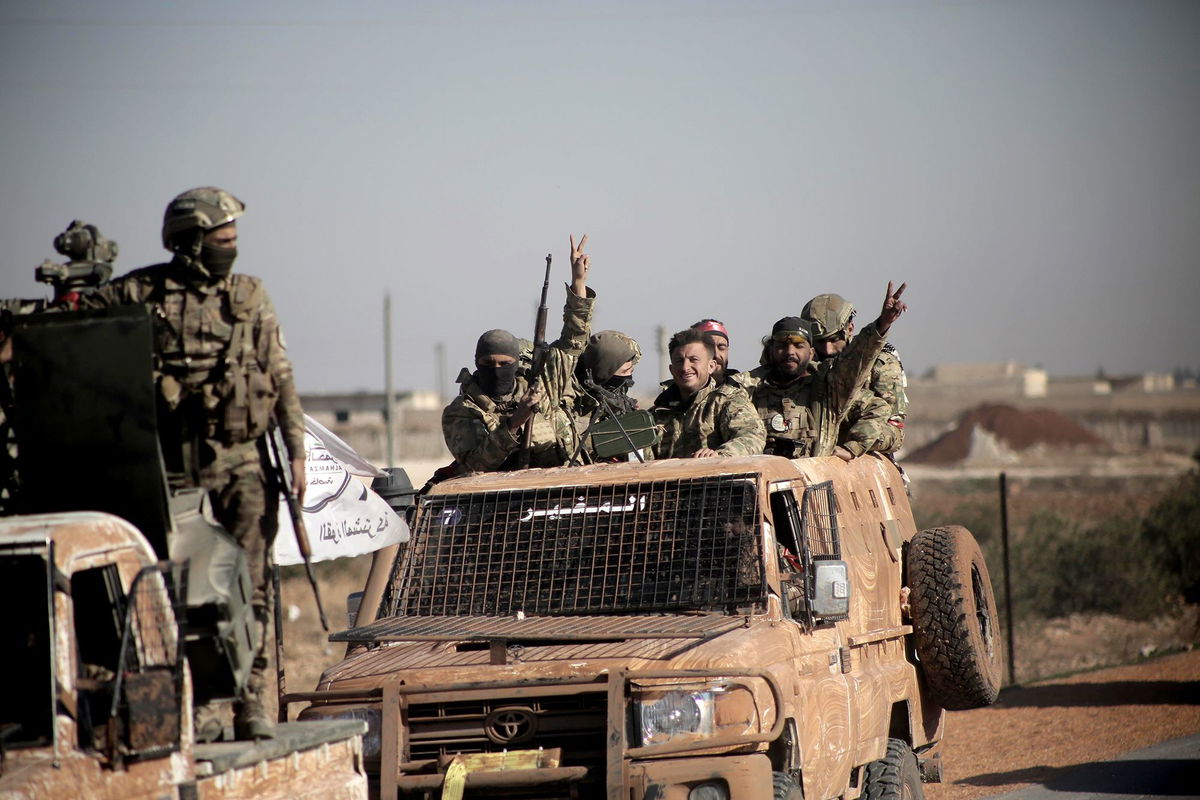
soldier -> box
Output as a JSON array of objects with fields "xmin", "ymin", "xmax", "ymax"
[
  {"xmin": 691, "ymin": 319, "xmax": 733, "ymax": 384},
  {"xmin": 740, "ymin": 282, "xmax": 908, "ymax": 459},
  {"xmin": 652, "ymin": 327, "xmax": 765, "ymax": 459},
  {"xmin": 83, "ymin": 187, "xmax": 304, "ymax": 741},
  {"xmin": 443, "ymin": 235, "xmax": 594, "ymax": 472},
  {"xmin": 575, "ymin": 329, "xmax": 641, "ymax": 415},
  {"xmin": 568, "ymin": 330, "xmax": 647, "ymax": 464},
  {"xmin": 801, "ymin": 292, "xmax": 909, "ymax": 457}
]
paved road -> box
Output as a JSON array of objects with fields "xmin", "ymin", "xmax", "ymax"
[{"xmin": 983, "ymin": 733, "xmax": 1200, "ymax": 800}]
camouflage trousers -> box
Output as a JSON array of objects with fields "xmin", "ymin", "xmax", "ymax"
[{"xmin": 202, "ymin": 443, "xmax": 278, "ymax": 693}]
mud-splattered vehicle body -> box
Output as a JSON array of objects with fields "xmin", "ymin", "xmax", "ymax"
[
  {"xmin": 0, "ymin": 512, "xmax": 368, "ymax": 800},
  {"xmin": 296, "ymin": 455, "xmax": 1001, "ymax": 799}
]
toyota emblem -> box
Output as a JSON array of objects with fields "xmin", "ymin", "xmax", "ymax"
[{"xmin": 484, "ymin": 707, "xmax": 537, "ymax": 745}]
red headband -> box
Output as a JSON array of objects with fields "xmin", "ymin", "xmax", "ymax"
[{"xmin": 693, "ymin": 320, "xmax": 729, "ymax": 340}]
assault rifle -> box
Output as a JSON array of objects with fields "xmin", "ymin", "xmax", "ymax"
[
  {"xmin": 517, "ymin": 254, "xmax": 552, "ymax": 469},
  {"xmin": 267, "ymin": 426, "xmax": 330, "ymax": 631}
]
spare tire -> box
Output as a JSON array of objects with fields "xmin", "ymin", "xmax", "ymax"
[{"xmin": 907, "ymin": 525, "xmax": 1002, "ymax": 709}]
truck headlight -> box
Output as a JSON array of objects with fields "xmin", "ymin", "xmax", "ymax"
[{"xmin": 636, "ymin": 690, "xmax": 714, "ymax": 746}]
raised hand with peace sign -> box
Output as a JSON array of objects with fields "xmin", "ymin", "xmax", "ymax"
[
  {"xmin": 569, "ymin": 233, "xmax": 589, "ymax": 297},
  {"xmin": 876, "ymin": 281, "xmax": 908, "ymax": 334}
]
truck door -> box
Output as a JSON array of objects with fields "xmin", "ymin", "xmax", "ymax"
[{"xmin": 769, "ymin": 483, "xmax": 855, "ymax": 799}]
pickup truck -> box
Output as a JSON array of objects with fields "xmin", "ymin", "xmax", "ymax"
[
  {"xmin": 0, "ymin": 510, "xmax": 368, "ymax": 800},
  {"xmin": 291, "ymin": 454, "xmax": 1002, "ymax": 799}
]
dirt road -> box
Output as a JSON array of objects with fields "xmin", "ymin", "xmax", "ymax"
[{"xmin": 928, "ymin": 649, "xmax": 1200, "ymax": 799}]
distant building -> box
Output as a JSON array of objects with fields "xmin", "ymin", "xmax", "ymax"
[
  {"xmin": 905, "ymin": 363, "xmax": 1200, "ymax": 456},
  {"xmin": 300, "ymin": 390, "xmax": 450, "ymax": 467}
]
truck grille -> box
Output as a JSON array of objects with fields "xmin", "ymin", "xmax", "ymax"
[
  {"xmin": 388, "ymin": 474, "xmax": 763, "ymax": 616},
  {"xmin": 407, "ymin": 692, "xmax": 607, "ymax": 769}
]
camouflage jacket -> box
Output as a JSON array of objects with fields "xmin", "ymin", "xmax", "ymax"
[
  {"xmin": 740, "ymin": 321, "xmax": 887, "ymax": 458},
  {"xmin": 84, "ymin": 260, "xmax": 305, "ymax": 467},
  {"xmin": 837, "ymin": 343, "xmax": 908, "ymax": 456},
  {"xmin": 443, "ymin": 286, "xmax": 595, "ymax": 472},
  {"xmin": 651, "ymin": 379, "xmax": 766, "ymax": 459}
]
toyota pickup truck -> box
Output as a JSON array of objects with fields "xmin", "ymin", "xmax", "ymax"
[{"xmin": 291, "ymin": 454, "xmax": 1001, "ymax": 800}]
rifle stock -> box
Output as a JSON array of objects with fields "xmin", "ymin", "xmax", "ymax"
[{"xmin": 517, "ymin": 254, "xmax": 553, "ymax": 468}]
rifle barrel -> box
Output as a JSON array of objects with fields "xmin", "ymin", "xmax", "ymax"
[{"xmin": 270, "ymin": 430, "xmax": 330, "ymax": 632}]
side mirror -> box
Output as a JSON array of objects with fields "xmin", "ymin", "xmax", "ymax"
[{"xmin": 811, "ymin": 560, "xmax": 850, "ymax": 621}]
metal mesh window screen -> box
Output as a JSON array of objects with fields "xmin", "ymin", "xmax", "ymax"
[
  {"xmin": 110, "ymin": 566, "xmax": 183, "ymax": 761},
  {"xmin": 801, "ymin": 481, "xmax": 841, "ymax": 559},
  {"xmin": 388, "ymin": 474, "xmax": 763, "ymax": 616},
  {"xmin": 124, "ymin": 567, "xmax": 179, "ymax": 669}
]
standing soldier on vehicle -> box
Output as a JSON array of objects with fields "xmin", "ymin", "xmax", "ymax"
[
  {"xmin": 652, "ymin": 327, "xmax": 765, "ymax": 459},
  {"xmin": 741, "ymin": 282, "xmax": 908, "ymax": 458},
  {"xmin": 801, "ymin": 292, "xmax": 909, "ymax": 457},
  {"xmin": 82, "ymin": 187, "xmax": 305, "ymax": 742},
  {"xmin": 442, "ymin": 235, "xmax": 594, "ymax": 472}
]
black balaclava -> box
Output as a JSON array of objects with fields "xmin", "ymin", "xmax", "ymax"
[
  {"xmin": 578, "ymin": 330, "xmax": 640, "ymax": 390},
  {"xmin": 200, "ymin": 244, "xmax": 237, "ymax": 279},
  {"xmin": 474, "ymin": 329, "xmax": 521, "ymax": 397}
]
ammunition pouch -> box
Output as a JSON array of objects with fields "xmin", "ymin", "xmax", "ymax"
[
  {"xmin": 214, "ymin": 289, "xmax": 276, "ymax": 445},
  {"xmin": 590, "ymin": 410, "xmax": 660, "ymax": 460}
]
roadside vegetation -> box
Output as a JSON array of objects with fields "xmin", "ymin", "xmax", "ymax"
[{"xmin": 913, "ymin": 451, "xmax": 1200, "ymax": 681}]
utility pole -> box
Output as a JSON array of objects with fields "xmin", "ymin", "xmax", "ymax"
[
  {"xmin": 435, "ymin": 341, "xmax": 447, "ymax": 404},
  {"xmin": 384, "ymin": 293, "xmax": 395, "ymax": 468}
]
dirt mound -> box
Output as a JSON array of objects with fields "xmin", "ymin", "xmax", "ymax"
[{"xmin": 906, "ymin": 403, "xmax": 1106, "ymax": 465}]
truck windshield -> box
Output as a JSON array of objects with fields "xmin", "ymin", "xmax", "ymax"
[{"xmin": 386, "ymin": 473, "xmax": 764, "ymax": 617}]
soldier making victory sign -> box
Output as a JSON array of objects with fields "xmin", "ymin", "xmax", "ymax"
[
  {"xmin": 442, "ymin": 235, "xmax": 596, "ymax": 472},
  {"xmin": 801, "ymin": 291, "xmax": 910, "ymax": 459},
  {"xmin": 740, "ymin": 281, "xmax": 909, "ymax": 459}
]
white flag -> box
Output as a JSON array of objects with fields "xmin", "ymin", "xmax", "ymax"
[{"xmin": 273, "ymin": 424, "xmax": 410, "ymax": 566}]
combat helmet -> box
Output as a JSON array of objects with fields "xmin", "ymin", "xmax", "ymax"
[
  {"xmin": 800, "ymin": 293, "xmax": 856, "ymax": 340},
  {"xmin": 161, "ymin": 186, "xmax": 245, "ymax": 254}
]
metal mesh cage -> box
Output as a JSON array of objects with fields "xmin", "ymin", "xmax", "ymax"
[
  {"xmin": 110, "ymin": 565, "xmax": 183, "ymax": 761},
  {"xmin": 388, "ymin": 473, "xmax": 764, "ymax": 617},
  {"xmin": 801, "ymin": 480, "xmax": 841, "ymax": 560}
]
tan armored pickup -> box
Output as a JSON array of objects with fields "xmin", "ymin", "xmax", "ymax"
[
  {"xmin": 293, "ymin": 455, "xmax": 1001, "ymax": 800},
  {"xmin": 0, "ymin": 511, "xmax": 368, "ymax": 800}
]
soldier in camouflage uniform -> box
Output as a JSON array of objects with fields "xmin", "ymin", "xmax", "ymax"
[
  {"xmin": 84, "ymin": 187, "xmax": 304, "ymax": 741},
  {"xmin": 443, "ymin": 235, "xmax": 594, "ymax": 472},
  {"xmin": 801, "ymin": 292, "xmax": 909, "ymax": 457},
  {"xmin": 690, "ymin": 319, "xmax": 736, "ymax": 385},
  {"xmin": 652, "ymin": 328, "xmax": 765, "ymax": 459},
  {"xmin": 740, "ymin": 282, "xmax": 909, "ymax": 459}
]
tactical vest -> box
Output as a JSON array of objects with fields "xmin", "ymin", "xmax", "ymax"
[
  {"xmin": 142, "ymin": 270, "xmax": 277, "ymax": 446},
  {"xmin": 751, "ymin": 380, "xmax": 821, "ymax": 458}
]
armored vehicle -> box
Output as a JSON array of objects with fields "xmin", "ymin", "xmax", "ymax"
[{"xmin": 292, "ymin": 454, "xmax": 1001, "ymax": 799}]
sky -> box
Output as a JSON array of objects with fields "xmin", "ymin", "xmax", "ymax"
[{"xmin": 2, "ymin": 0, "xmax": 1198, "ymax": 396}]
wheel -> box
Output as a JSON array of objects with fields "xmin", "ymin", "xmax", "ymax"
[
  {"xmin": 772, "ymin": 771, "xmax": 803, "ymax": 800},
  {"xmin": 907, "ymin": 525, "xmax": 1003, "ymax": 710},
  {"xmin": 863, "ymin": 738, "xmax": 925, "ymax": 800}
]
